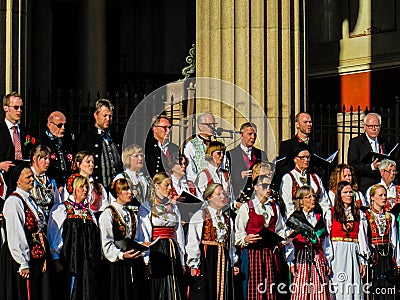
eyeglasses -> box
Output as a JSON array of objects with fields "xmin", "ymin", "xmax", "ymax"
[
  {"xmin": 383, "ymin": 169, "xmax": 398, "ymax": 174},
  {"xmin": 200, "ymin": 122, "xmax": 217, "ymax": 127},
  {"xmin": 9, "ymin": 105, "xmax": 23, "ymax": 111},
  {"xmin": 156, "ymin": 125, "xmax": 172, "ymax": 130},
  {"xmin": 256, "ymin": 183, "xmax": 270, "ymax": 189},
  {"xmin": 365, "ymin": 124, "xmax": 381, "ymax": 129},
  {"xmin": 213, "ymin": 151, "xmax": 225, "ymax": 156},
  {"xmin": 50, "ymin": 121, "xmax": 66, "ymax": 128},
  {"xmin": 297, "ymin": 155, "xmax": 311, "ymax": 160}
]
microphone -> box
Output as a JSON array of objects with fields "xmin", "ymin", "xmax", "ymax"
[{"xmin": 216, "ymin": 127, "xmax": 241, "ymax": 136}]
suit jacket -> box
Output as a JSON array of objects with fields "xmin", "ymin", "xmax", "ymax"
[
  {"xmin": 348, "ymin": 133, "xmax": 392, "ymax": 194},
  {"xmin": 77, "ymin": 125, "xmax": 123, "ymax": 189},
  {"xmin": 227, "ymin": 145, "xmax": 267, "ymax": 199},
  {"xmin": 144, "ymin": 134, "xmax": 179, "ymax": 179},
  {"xmin": 39, "ymin": 131, "xmax": 76, "ymax": 187}
]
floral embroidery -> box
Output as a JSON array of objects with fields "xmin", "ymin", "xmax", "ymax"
[
  {"xmin": 66, "ymin": 153, "xmax": 73, "ymax": 161},
  {"xmin": 24, "ymin": 134, "xmax": 36, "ymax": 146},
  {"xmin": 50, "ymin": 153, "xmax": 57, "ymax": 160},
  {"xmin": 64, "ymin": 201, "xmax": 94, "ymax": 222},
  {"xmin": 109, "ymin": 206, "xmax": 135, "ymax": 237}
]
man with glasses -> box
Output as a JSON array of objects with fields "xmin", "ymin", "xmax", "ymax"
[
  {"xmin": 77, "ymin": 99, "xmax": 123, "ymax": 191},
  {"xmin": 365, "ymin": 159, "xmax": 399, "ymax": 210},
  {"xmin": 40, "ymin": 111, "xmax": 75, "ymax": 189},
  {"xmin": 348, "ymin": 112, "xmax": 396, "ymax": 194},
  {"xmin": 227, "ymin": 122, "xmax": 267, "ymax": 202},
  {"xmin": 280, "ymin": 144, "xmax": 330, "ymax": 218},
  {"xmin": 183, "ymin": 112, "xmax": 217, "ymax": 183},
  {"xmin": 144, "ymin": 114, "xmax": 179, "ymax": 178},
  {"xmin": 0, "ymin": 92, "xmax": 35, "ymax": 180}
]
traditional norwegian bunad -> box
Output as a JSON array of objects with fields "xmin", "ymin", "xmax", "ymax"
[
  {"xmin": 281, "ymin": 167, "xmax": 331, "ymax": 218},
  {"xmin": 62, "ymin": 174, "xmax": 108, "ymax": 213},
  {"xmin": 99, "ymin": 202, "xmax": 146, "ymax": 299},
  {"xmin": 365, "ymin": 209, "xmax": 400, "ymax": 299},
  {"xmin": 0, "ymin": 187, "xmax": 53, "ymax": 300},
  {"xmin": 136, "ymin": 199, "xmax": 186, "ymax": 300},
  {"xmin": 48, "ymin": 197, "xmax": 101, "ymax": 300},
  {"xmin": 286, "ymin": 210, "xmax": 332, "ymax": 300},
  {"xmin": 196, "ymin": 162, "xmax": 232, "ymax": 199},
  {"xmin": 186, "ymin": 205, "xmax": 237, "ymax": 300},
  {"xmin": 326, "ymin": 209, "xmax": 369, "ymax": 299},
  {"xmin": 235, "ymin": 196, "xmax": 287, "ymax": 300}
]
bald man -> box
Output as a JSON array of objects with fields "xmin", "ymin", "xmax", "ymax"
[{"xmin": 39, "ymin": 111, "xmax": 75, "ymax": 188}]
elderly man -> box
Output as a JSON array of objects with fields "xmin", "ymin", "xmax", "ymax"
[
  {"xmin": 77, "ymin": 99, "xmax": 123, "ymax": 190},
  {"xmin": 183, "ymin": 112, "xmax": 217, "ymax": 182},
  {"xmin": 348, "ymin": 112, "xmax": 396, "ymax": 194},
  {"xmin": 40, "ymin": 111, "xmax": 75, "ymax": 188},
  {"xmin": 365, "ymin": 159, "xmax": 399, "ymax": 210},
  {"xmin": 144, "ymin": 114, "xmax": 179, "ymax": 178},
  {"xmin": 227, "ymin": 122, "xmax": 267, "ymax": 201}
]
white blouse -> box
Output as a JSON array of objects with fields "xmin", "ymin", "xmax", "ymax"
[
  {"xmin": 186, "ymin": 205, "xmax": 237, "ymax": 268},
  {"xmin": 135, "ymin": 201, "xmax": 185, "ymax": 265}
]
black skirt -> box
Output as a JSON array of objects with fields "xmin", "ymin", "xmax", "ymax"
[
  {"xmin": 61, "ymin": 218, "xmax": 101, "ymax": 300},
  {"xmin": 0, "ymin": 241, "xmax": 54, "ymax": 300},
  {"xmin": 149, "ymin": 238, "xmax": 185, "ymax": 300}
]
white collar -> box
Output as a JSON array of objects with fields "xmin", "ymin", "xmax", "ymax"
[
  {"xmin": 5, "ymin": 118, "xmax": 18, "ymax": 130},
  {"xmin": 240, "ymin": 143, "xmax": 252, "ymax": 153}
]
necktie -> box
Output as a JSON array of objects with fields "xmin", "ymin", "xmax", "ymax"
[{"xmin": 13, "ymin": 126, "xmax": 23, "ymax": 160}]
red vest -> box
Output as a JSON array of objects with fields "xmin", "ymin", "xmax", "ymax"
[
  {"xmin": 245, "ymin": 200, "xmax": 277, "ymax": 234},
  {"xmin": 330, "ymin": 208, "xmax": 360, "ymax": 241}
]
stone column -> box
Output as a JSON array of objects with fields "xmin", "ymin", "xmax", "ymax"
[
  {"xmin": 1, "ymin": 0, "xmax": 28, "ymax": 97},
  {"xmin": 77, "ymin": 0, "xmax": 107, "ymax": 102},
  {"xmin": 196, "ymin": 0, "xmax": 307, "ymax": 158}
]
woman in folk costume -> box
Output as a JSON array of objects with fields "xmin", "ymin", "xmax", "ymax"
[
  {"xmin": 285, "ymin": 185, "xmax": 332, "ymax": 300},
  {"xmin": 280, "ymin": 144, "xmax": 331, "ymax": 219},
  {"xmin": 328, "ymin": 164, "xmax": 367, "ymax": 209},
  {"xmin": 0, "ymin": 163, "xmax": 53, "ymax": 300},
  {"xmin": 186, "ymin": 183, "xmax": 239, "ymax": 300},
  {"xmin": 136, "ymin": 172, "xmax": 186, "ymax": 300},
  {"xmin": 99, "ymin": 178, "xmax": 147, "ymax": 300},
  {"xmin": 48, "ymin": 174, "xmax": 101, "ymax": 300},
  {"xmin": 365, "ymin": 184, "xmax": 400, "ymax": 300},
  {"xmin": 30, "ymin": 145, "xmax": 61, "ymax": 221},
  {"xmin": 166, "ymin": 153, "xmax": 201, "ymax": 201},
  {"xmin": 195, "ymin": 141, "xmax": 233, "ymax": 201},
  {"xmin": 325, "ymin": 181, "xmax": 369, "ymax": 300},
  {"xmin": 62, "ymin": 151, "xmax": 109, "ymax": 214},
  {"xmin": 235, "ymin": 175, "xmax": 287, "ymax": 300},
  {"xmin": 112, "ymin": 144, "xmax": 152, "ymax": 212}
]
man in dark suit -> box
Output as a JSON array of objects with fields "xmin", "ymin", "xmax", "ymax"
[
  {"xmin": 348, "ymin": 112, "xmax": 394, "ymax": 194},
  {"xmin": 274, "ymin": 112, "xmax": 321, "ymax": 189},
  {"xmin": 0, "ymin": 92, "xmax": 36, "ymax": 180},
  {"xmin": 77, "ymin": 99, "xmax": 123, "ymax": 190},
  {"xmin": 144, "ymin": 114, "xmax": 179, "ymax": 179},
  {"xmin": 227, "ymin": 122, "xmax": 267, "ymax": 202},
  {"xmin": 40, "ymin": 111, "xmax": 75, "ymax": 189}
]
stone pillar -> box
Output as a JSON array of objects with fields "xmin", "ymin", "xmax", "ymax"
[
  {"xmin": 1, "ymin": 0, "xmax": 28, "ymax": 97},
  {"xmin": 196, "ymin": 0, "xmax": 307, "ymax": 158},
  {"xmin": 77, "ymin": 0, "xmax": 107, "ymax": 102}
]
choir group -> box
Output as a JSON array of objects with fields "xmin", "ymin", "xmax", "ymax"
[{"xmin": 0, "ymin": 93, "xmax": 399, "ymax": 300}]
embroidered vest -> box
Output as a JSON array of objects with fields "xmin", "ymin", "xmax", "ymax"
[
  {"xmin": 64, "ymin": 201, "xmax": 95, "ymax": 222},
  {"xmin": 191, "ymin": 137, "xmax": 208, "ymax": 173},
  {"xmin": 201, "ymin": 208, "xmax": 230, "ymax": 246},
  {"xmin": 108, "ymin": 205, "xmax": 136, "ymax": 240},
  {"xmin": 330, "ymin": 208, "xmax": 360, "ymax": 240},
  {"xmin": 288, "ymin": 171, "xmax": 321, "ymax": 200},
  {"xmin": 365, "ymin": 209, "xmax": 392, "ymax": 244}
]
